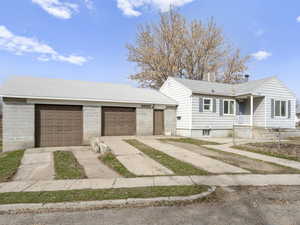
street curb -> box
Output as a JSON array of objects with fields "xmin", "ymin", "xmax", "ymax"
[{"xmin": 0, "ymin": 186, "xmax": 216, "ymax": 214}]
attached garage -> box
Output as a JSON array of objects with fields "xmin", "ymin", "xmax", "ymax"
[
  {"xmin": 1, "ymin": 76, "xmax": 177, "ymax": 152},
  {"xmin": 102, "ymin": 107, "xmax": 136, "ymax": 136},
  {"xmin": 35, "ymin": 105, "xmax": 83, "ymax": 147}
]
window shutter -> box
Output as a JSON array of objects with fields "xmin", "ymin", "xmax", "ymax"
[
  {"xmin": 199, "ymin": 97, "xmax": 203, "ymax": 112},
  {"xmin": 271, "ymin": 99, "xmax": 275, "ymax": 118},
  {"xmin": 288, "ymin": 100, "xmax": 291, "ymax": 118},
  {"xmin": 219, "ymin": 99, "xmax": 223, "ymax": 116},
  {"xmin": 213, "ymin": 98, "xmax": 217, "ymax": 113}
]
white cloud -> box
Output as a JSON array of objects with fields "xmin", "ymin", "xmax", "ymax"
[
  {"xmin": 252, "ymin": 50, "xmax": 272, "ymax": 61},
  {"xmin": 117, "ymin": 0, "xmax": 194, "ymax": 16},
  {"xmin": 32, "ymin": 0, "xmax": 79, "ymax": 19},
  {"xmin": 297, "ymin": 16, "xmax": 300, "ymax": 23},
  {"xmin": 0, "ymin": 25, "xmax": 89, "ymax": 65},
  {"xmin": 83, "ymin": 0, "xmax": 94, "ymax": 10}
]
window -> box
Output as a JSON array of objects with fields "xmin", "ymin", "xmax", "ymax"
[
  {"xmin": 275, "ymin": 100, "xmax": 287, "ymax": 117},
  {"xmin": 224, "ymin": 100, "xmax": 235, "ymax": 115},
  {"xmin": 275, "ymin": 100, "xmax": 280, "ymax": 117},
  {"xmin": 203, "ymin": 129, "xmax": 210, "ymax": 136},
  {"xmin": 281, "ymin": 101, "xmax": 286, "ymax": 117},
  {"xmin": 203, "ymin": 98, "xmax": 212, "ymax": 111}
]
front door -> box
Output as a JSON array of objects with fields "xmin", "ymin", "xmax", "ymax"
[{"xmin": 153, "ymin": 110, "xmax": 164, "ymax": 135}]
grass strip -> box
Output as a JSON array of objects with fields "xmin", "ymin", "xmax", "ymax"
[
  {"xmin": 159, "ymin": 138, "xmax": 220, "ymax": 146},
  {"xmin": 99, "ymin": 152, "xmax": 136, "ymax": 178},
  {"xmin": 125, "ymin": 139, "xmax": 208, "ymax": 175},
  {"xmin": 233, "ymin": 145, "xmax": 300, "ymax": 162},
  {"xmin": 54, "ymin": 151, "xmax": 87, "ymax": 180},
  {"xmin": 0, "ymin": 150, "xmax": 24, "ymax": 182},
  {"xmin": 0, "ymin": 185, "xmax": 208, "ymax": 205},
  {"xmin": 204, "ymin": 146, "xmax": 300, "ymax": 174}
]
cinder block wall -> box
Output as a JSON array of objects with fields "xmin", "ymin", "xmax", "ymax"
[
  {"xmin": 136, "ymin": 107, "xmax": 153, "ymax": 135},
  {"xmin": 83, "ymin": 106, "xmax": 101, "ymax": 144},
  {"xmin": 164, "ymin": 107, "xmax": 177, "ymax": 136},
  {"xmin": 3, "ymin": 98, "xmax": 35, "ymax": 152}
]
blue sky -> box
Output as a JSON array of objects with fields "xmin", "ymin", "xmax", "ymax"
[{"xmin": 0, "ymin": 0, "xmax": 299, "ymax": 98}]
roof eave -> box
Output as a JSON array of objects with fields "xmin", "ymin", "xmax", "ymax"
[
  {"xmin": 0, "ymin": 94, "xmax": 178, "ymax": 106},
  {"xmin": 191, "ymin": 91, "xmax": 234, "ymax": 97}
]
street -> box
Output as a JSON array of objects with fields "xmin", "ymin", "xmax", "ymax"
[{"xmin": 1, "ymin": 186, "xmax": 300, "ymax": 225}]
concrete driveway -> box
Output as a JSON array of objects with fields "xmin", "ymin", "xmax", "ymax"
[
  {"xmin": 13, "ymin": 150, "xmax": 55, "ymax": 181},
  {"xmin": 100, "ymin": 137, "xmax": 174, "ymax": 176},
  {"xmin": 137, "ymin": 137, "xmax": 249, "ymax": 174},
  {"xmin": 13, "ymin": 146, "xmax": 120, "ymax": 181}
]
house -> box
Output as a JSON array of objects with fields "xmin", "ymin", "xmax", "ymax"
[
  {"xmin": 0, "ymin": 76, "xmax": 177, "ymax": 152},
  {"xmin": 160, "ymin": 76, "xmax": 296, "ymax": 138}
]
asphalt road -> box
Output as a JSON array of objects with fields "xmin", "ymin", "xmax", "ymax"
[{"xmin": 1, "ymin": 186, "xmax": 300, "ymax": 225}]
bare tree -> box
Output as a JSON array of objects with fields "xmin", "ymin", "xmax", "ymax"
[
  {"xmin": 219, "ymin": 49, "xmax": 251, "ymax": 84},
  {"xmin": 127, "ymin": 10, "xmax": 250, "ymax": 89}
]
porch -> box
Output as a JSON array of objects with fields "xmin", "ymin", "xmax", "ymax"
[{"xmin": 235, "ymin": 95, "xmax": 264, "ymax": 126}]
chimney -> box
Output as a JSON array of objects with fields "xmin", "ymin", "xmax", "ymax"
[
  {"xmin": 244, "ymin": 74, "xmax": 250, "ymax": 82},
  {"xmin": 207, "ymin": 72, "xmax": 216, "ymax": 82}
]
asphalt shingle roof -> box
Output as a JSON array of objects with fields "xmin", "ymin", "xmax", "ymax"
[
  {"xmin": 173, "ymin": 76, "xmax": 276, "ymax": 96},
  {"xmin": 0, "ymin": 76, "xmax": 177, "ymax": 105}
]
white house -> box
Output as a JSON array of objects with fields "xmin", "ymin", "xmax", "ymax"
[{"xmin": 160, "ymin": 76, "xmax": 296, "ymax": 138}]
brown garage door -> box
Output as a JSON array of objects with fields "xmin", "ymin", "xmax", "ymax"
[
  {"xmin": 35, "ymin": 105, "xmax": 83, "ymax": 147},
  {"xmin": 102, "ymin": 107, "xmax": 136, "ymax": 136}
]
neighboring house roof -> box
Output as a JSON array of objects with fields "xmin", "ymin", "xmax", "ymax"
[
  {"xmin": 0, "ymin": 76, "xmax": 177, "ymax": 105},
  {"xmin": 172, "ymin": 76, "xmax": 278, "ymax": 97}
]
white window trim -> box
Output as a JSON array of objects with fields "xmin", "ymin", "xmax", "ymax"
[
  {"xmin": 274, "ymin": 99, "xmax": 288, "ymax": 118},
  {"xmin": 203, "ymin": 98, "xmax": 213, "ymax": 112},
  {"xmin": 223, "ymin": 99, "xmax": 236, "ymax": 116}
]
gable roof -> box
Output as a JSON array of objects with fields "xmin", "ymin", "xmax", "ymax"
[
  {"xmin": 171, "ymin": 76, "xmax": 277, "ymax": 96},
  {"xmin": 0, "ymin": 76, "xmax": 177, "ymax": 105}
]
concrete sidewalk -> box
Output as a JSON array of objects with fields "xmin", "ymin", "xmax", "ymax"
[
  {"xmin": 138, "ymin": 138, "xmax": 249, "ymax": 174},
  {"xmin": 101, "ymin": 137, "xmax": 174, "ymax": 176},
  {"xmin": 205, "ymin": 144, "xmax": 300, "ymax": 171},
  {"xmin": 1, "ymin": 174, "xmax": 300, "ymax": 193}
]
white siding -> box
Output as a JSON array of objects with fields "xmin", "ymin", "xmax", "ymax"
[
  {"xmin": 191, "ymin": 95, "xmax": 235, "ymax": 129},
  {"xmin": 254, "ymin": 78, "xmax": 296, "ymax": 128},
  {"xmin": 160, "ymin": 78, "xmax": 192, "ymax": 130},
  {"xmin": 253, "ymin": 97, "xmax": 265, "ymax": 127},
  {"xmin": 176, "ymin": 129, "xmax": 192, "ymax": 137}
]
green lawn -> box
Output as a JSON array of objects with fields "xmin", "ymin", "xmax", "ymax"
[
  {"xmin": 53, "ymin": 151, "xmax": 87, "ymax": 179},
  {"xmin": 159, "ymin": 138, "xmax": 220, "ymax": 146},
  {"xmin": 99, "ymin": 152, "xmax": 136, "ymax": 178},
  {"xmin": 125, "ymin": 139, "xmax": 208, "ymax": 175},
  {"xmin": 0, "ymin": 185, "xmax": 208, "ymax": 205},
  {"xmin": 0, "ymin": 150, "xmax": 24, "ymax": 182}
]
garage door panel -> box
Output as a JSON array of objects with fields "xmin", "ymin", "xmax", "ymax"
[
  {"xmin": 102, "ymin": 107, "xmax": 136, "ymax": 136},
  {"xmin": 35, "ymin": 105, "xmax": 83, "ymax": 147}
]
